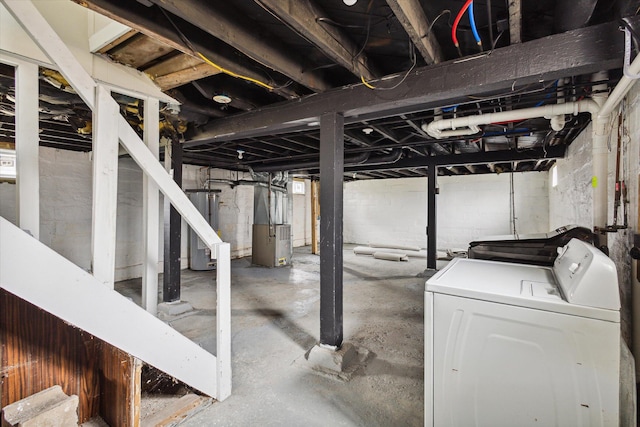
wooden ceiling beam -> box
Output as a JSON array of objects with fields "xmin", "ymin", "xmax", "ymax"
[
  {"xmin": 72, "ymin": 0, "xmax": 299, "ymax": 99},
  {"xmin": 149, "ymin": 0, "xmax": 332, "ymax": 92},
  {"xmin": 107, "ymin": 34, "xmax": 174, "ymax": 68},
  {"xmin": 385, "ymin": 0, "xmax": 443, "ymax": 64},
  {"xmin": 144, "ymin": 54, "xmax": 202, "ymax": 77},
  {"xmin": 254, "ymin": 0, "xmax": 379, "ymax": 79},
  {"xmin": 508, "ymin": 0, "xmax": 522, "ymax": 43},
  {"xmin": 153, "ymin": 64, "xmax": 221, "ymax": 90}
]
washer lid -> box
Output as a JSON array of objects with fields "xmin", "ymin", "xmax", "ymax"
[{"xmin": 426, "ymin": 258, "xmax": 619, "ymax": 322}]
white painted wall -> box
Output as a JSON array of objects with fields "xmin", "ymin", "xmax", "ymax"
[
  {"xmin": 549, "ymin": 85, "xmax": 640, "ymax": 347},
  {"xmin": 292, "ymin": 179, "xmax": 312, "ymax": 247},
  {"xmin": 343, "ymin": 173, "xmax": 549, "ymax": 250},
  {"xmin": 0, "ymin": 147, "xmax": 257, "ymax": 281}
]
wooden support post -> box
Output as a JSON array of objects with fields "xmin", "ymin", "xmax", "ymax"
[
  {"xmin": 14, "ymin": 58, "xmax": 39, "ymax": 240},
  {"xmin": 319, "ymin": 112, "xmax": 344, "ymax": 348},
  {"xmin": 216, "ymin": 242, "xmax": 232, "ymax": 401},
  {"xmin": 142, "ymin": 97, "xmax": 160, "ymax": 314},
  {"xmin": 311, "ymin": 180, "xmax": 320, "ymax": 255},
  {"xmin": 91, "ymin": 86, "xmax": 120, "ymax": 288},
  {"xmin": 163, "ymin": 139, "xmax": 182, "ymax": 302}
]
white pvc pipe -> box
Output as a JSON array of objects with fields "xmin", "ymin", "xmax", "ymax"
[{"xmin": 423, "ymin": 100, "xmax": 599, "ymax": 139}]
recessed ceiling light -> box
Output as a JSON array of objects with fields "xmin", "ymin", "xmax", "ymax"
[{"xmin": 213, "ymin": 94, "xmax": 232, "ymax": 104}]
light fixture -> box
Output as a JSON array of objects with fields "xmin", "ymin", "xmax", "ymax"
[
  {"xmin": 362, "ymin": 127, "xmax": 374, "ymax": 135},
  {"xmin": 213, "ymin": 94, "xmax": 232, "ymax": 104},
  {"xmin": 343, "ymin": 0, "xmax": 357, "ymax": 6},
  {"xmin": 237, "ymin": 149, "xmax": 245, "ymax": 159}
]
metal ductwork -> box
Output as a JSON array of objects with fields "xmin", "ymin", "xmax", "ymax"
[{"xmin": 252, "ymin": 148, "xmax": 404, "ymax": 173}]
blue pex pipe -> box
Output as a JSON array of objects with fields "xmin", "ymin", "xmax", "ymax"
[{"xmin": 469, "ymin": 1, "xmax": 482, "ymax": 45}]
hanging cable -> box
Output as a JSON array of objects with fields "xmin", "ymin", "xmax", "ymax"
[
  {"xmin": 468, "ymin": 1, "xmax": 483, "ymax": 50},
  {"xmin": 486, "ymin": 0, "xmax": 494, "ymax": 48},
  {"xmin": 361, "ymin": 42, "xmax": 416, "ymax": 90},
  {"xmin": 158, "ymin": 6, "xmax": 274, "ymax": 91},
  {"xmin": 452, "ymin": 0, "xmax": 473, "ymax": 55}
]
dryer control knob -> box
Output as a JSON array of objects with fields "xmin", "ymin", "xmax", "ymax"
[{"xmin": 569, "ymin": 262, "xmax": 580, "ymax": 274}]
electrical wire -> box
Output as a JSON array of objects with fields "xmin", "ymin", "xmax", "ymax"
[
  {"xmin": 361, "ymin": 42, "xmax": 416, "ymax": 90},
  {"xmin": 425, "ymin": 9, "xmax": 452, "ymax": 39},
  {"xmin": 158, "ymin": 6, "xmax": 275, "ymax": 91},
  {"xmin": 452, "ymin": 0, "xmax": 473, "ymax": 54}
]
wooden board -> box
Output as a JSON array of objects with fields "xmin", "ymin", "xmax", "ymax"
[{"xmin": 0, "ymin": 290, "xmax": 140, "ymax": 425}]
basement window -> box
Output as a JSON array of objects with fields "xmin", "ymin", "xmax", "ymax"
[
  {"xmin": 0, "ymin": 149, "xmax": 16, "ymax": 181},
  {"xmin": 292, "ymin": 179, "xmax": 305, "ymax": 195},
  {"xmin": 551, "ymin": 164, "xmax": 558, "ymax": 188}
]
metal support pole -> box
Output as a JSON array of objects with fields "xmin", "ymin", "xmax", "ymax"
[
  {"xmin": 319, "ymin": 112, "xmax": 344, "ymax": 349},
  {"xmin": 163, "ymin": 139, "xmax": 182, "ymax": 302},
  {"xmin": 427, "ymin": 166, "xmax": 437, "ymax": 269}
]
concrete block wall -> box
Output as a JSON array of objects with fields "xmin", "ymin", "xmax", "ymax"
[
  {"xmin": 0, "ymin": 148, "xmax": 257, "ymax": 281},
  {"xmin": 292, "ymin": 179, "xmax": 312, "ymax": 247},
  {"xmin": 550, "ymin": 84, "xmax": 640, "ymax": 347},
  {"xmin": 438, "ymin": 172, "xmax": 549, "ymax": 249},
  {"xmin": 344, "ymin": 172, "xmax": 549, "ymax": 250}
]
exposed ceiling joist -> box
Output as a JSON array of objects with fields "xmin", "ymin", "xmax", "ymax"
[
  {"xmin": 73, "ymin": 0, "xmax": 300, "ymax": 99},
  {"xmin": 149, "ymin": 0, "xmax": 332, "ymax": 92},
  {"xmin": 345, "ymin": 145, "xmax": 566, "ymax": 172},
  {"xmin": 188, "ymin": 18, "xmax": 630, "ymax": 145},
  {"xmin": 153, "ymin": 63, "xmax": 221, "ymax": 90},
  {"xmin": 508, "ymin": 0, "xmax": 522, "ymax": 43},
  {"xmin": 107, "ymin": 34, "xmax": 174, "ymax": 68},
  {"xmin": 256, "ymin": 0, "xmax": 380, "ymax": 80},
  {"xmin": 385, "ymin": 0, "xmax": 443, "ymax": 64}
]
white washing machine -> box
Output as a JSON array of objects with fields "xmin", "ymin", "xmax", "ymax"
[{"xmin": 425, "ymin": 238, "xmax": 621, "ymax": 427}]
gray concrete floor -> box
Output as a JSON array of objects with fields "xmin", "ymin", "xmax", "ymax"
[{"xmin": 117, "ymin": 245, "xmax": 447, "ymax": 426}]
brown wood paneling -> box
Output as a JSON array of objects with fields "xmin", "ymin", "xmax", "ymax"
[
  {"xmin": 1, "ymin": 290, "xmax": 140, "ymax": 425},
  {"xmin": 99, "ymin": 346, "xmax": 140, "ymax": 427},
  {"xmin": 0, "ymin": 289, "xmax": 100, "ymax": 422}
]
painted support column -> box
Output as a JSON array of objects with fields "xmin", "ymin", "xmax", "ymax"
[
  {"xmin": 91, "ymin": 85, "xmax": 120, "ymax": 288},
  {"xmin": 163, "ymin": 139, "xmax": 182, "ymax": 302},
  {"xmin": 319, "ymin": 112, "xmax": 344, "ymax": 349},
  {"xmin": 427, "ymin": 166, "xmax": 437, "ymax": 269},
  {"xmin": 142, "ymin": 97, "xmax": 160, "ymax": 314},
  {"xmin": 14, "ymin": 59, "xmax": 39, "ymax": 239},
  {"xmin": 216, "ymin": 242, "xmax": 232, "ymax": 400}
]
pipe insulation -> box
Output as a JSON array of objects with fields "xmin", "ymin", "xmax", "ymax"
[
  {"xmin": 368, "ymin": 243, "xmax": 422, "ymax": 252},
  {"xmin": 373, "ymin": 251, "xmax": 409, "ymax": 262},
  {"xmin": 422, "ymin": 100, "xmax": 600, "ymax": 139},
  {"xmin": 353, "ymin": 246, "xmax": 427, "ymax": 258}
]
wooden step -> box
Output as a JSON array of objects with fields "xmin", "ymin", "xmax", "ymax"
[{"xmin": 141, "ymin": 394, "xmax": 211, "ymax": 427}]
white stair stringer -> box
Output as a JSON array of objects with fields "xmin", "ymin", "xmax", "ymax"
[{"xmin": 0, "ymin": 216, "xmax": 217, "ymax": 398}]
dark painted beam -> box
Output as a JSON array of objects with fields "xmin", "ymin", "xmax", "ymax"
[
  {"xmin": 319, "ymin": 112, "xmax": 344, "ymax": 348},
  {"xmin": 345, "ymin": 145, "xmax": 566, "ymax": 172},
  {"xmin": 163, "ymin": 139, "xmax": 182, "ymax": 302},
  {"xmin": 188, "ymin": 18, "xmax": 636, "ymax": 145},
  {"xmin": 427, "ymin": 166, "xmax": 437, "ymax": 269}
]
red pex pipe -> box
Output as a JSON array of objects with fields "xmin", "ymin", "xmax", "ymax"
[{"xmin": 452, "ymin": 0, "xmax": 474, "ymax": 47}]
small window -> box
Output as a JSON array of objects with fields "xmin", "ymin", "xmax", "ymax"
[
  {"xmin": 551, "ymin": 164, "xmax": 558, "ymax": 188},
  {"xmin": 292, "ymin": 179, "xmax": 305, "ymax": 194},
  {"xmin": 0, "ymin": 149, "xmax": 16, "ymax": 181}
]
